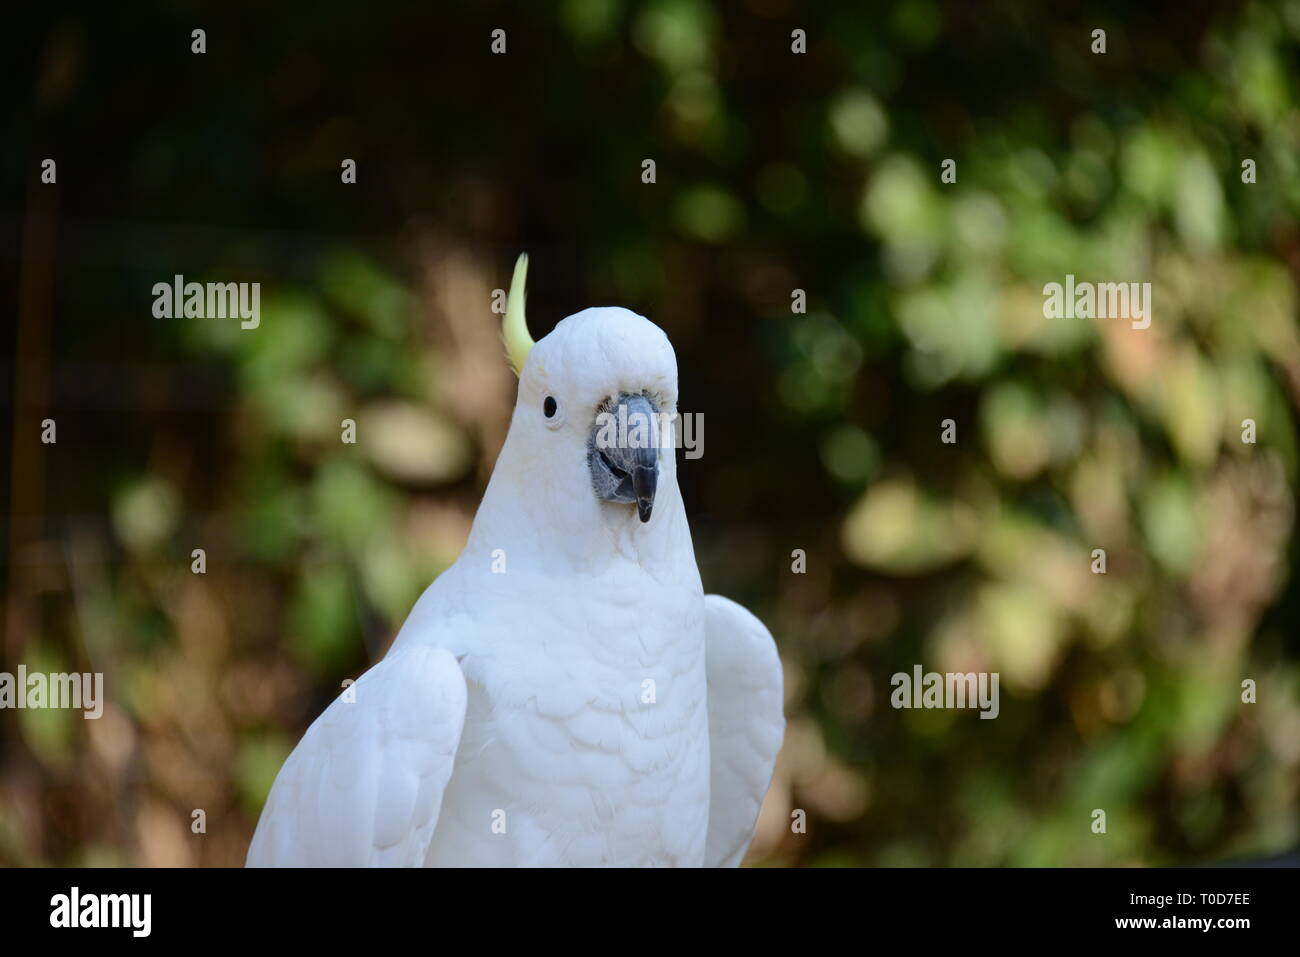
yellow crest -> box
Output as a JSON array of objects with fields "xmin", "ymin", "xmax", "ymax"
[{"xmin": 503, "ymin": 253, "xmax": 534, "ymax": 376}]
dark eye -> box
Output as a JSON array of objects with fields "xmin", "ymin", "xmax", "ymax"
[{"xmin": 543, "ymin": 396, "xmax": 558, "ymax": 418}]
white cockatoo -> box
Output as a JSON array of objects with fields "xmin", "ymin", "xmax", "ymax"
[{"xmin": 247, "ymin": 255, "xmax": 784, "ymax": 866}]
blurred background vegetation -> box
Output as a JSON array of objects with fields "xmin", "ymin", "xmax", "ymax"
[{"xmin": 2, "ymin": 0, "xmax": 1299, "ymax": 866}]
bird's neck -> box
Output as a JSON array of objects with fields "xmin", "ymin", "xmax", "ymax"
[{"xmin": 460, "ymin": 438, "xmax": 698, "ymax": 586}]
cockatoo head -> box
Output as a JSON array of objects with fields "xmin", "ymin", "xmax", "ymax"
[{"xmin": 501, "ymin": 255, "xmax": 679, "ymax": 528}]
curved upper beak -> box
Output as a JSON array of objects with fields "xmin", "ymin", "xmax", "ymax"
[
  {"xmin": 630, "ymin": 459, "xmax": 657, "ymax": 523},
  {"xmin": 589, "ymin": 392, "xmax": 661, "ymax": 523}
]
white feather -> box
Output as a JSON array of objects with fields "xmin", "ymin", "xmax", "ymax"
[
  {"xmin": 248, "ymin": 306, "xmax": 783, "ymax": 867},
  {"xmin": 703, "ymin": 595, "xmax": 785, "ymax": 867}
]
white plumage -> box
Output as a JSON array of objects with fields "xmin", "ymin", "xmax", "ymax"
[{"xmin": 248, "ymin": 295, "xmax": 784, "ymax": 867}]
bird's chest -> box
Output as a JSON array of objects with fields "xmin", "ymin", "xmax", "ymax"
[{"xmin": 429, "ymin": 590, "xmax": 710, "ymax": 866}]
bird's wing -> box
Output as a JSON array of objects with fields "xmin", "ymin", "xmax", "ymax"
[
  {"xmin": 703, "ymin": 594, "xmax": 784, "ymax": 867},
  {"xmin": 246, "ymin": 644, "xmax": 467, "ymax": 867}
]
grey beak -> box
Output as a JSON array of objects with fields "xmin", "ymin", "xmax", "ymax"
[
  {"xmin": 588, "ymin": 392, "xmax": 661, "ymax": 523},
  {"xmin": 631, "ymin": 462, "xmax": 657, "ymax": 523}
]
